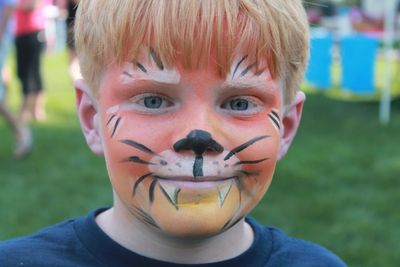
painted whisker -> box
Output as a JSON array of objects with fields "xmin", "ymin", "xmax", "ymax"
[
  {"xmin": 132, "ymin": 206, "xmax": 159, "ymax": 228},
  {"xmin": 111, "ymin": 117, "xmax": 121, "ymax": 138},
  {"xmin": 221, "ymin": 217, "xmax": 233, "ymax": 231},
  {"xmin": 149, "ymin": 179, "xmax": 158, "ymax": 203},
  {"xmin": 106, "ymin": 114, "xmax": 117, "ymax": 126},
  {"xmin": 120, "ymin": 139, "xmax": 159, "ymax": 156},
  {"xmin": 124, "ymin": 156, "xmax": 156, "ymax": 165},
  {"xmin": 132, "ymin": 172, "xmax": 153, "ymax": 196},
  {"xmin": 224, "ymin": 135, "xmax": 269, "ymax": 161},
  {"xmin": 234, "ymin": 158, "xmax": 269, "ymax": 166},
  {"xmin": 221, "ymin": 216, "xmax": 244, "ymax": 232}
]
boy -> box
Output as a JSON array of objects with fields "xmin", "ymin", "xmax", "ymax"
[{"xmin": 0, "ymin": 1, "xmax": 347, "ymax": 266}]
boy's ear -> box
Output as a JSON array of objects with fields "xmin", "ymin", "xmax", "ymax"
[
  {"xmin": 278, "ymin": 91, "xmax": 305, "ymax": 160},
  {"xmin": 75, "ymin": 79, "xmax": 104, "ymax": 155}
]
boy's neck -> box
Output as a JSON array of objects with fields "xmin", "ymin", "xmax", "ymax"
[{"xmin": 95, "ymin": 205, "xmax": 254, "ymax": 264}]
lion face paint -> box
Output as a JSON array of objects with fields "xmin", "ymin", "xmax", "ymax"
[{"xmin": 96, "ymin": 50, "xmax": 282, "ymax": 237}]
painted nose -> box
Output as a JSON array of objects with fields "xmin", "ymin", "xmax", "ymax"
[{"xmin": 173, "ymin": 129, "xmax": 224, "ymax": 156}]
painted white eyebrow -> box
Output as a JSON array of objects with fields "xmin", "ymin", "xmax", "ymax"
[
  {"xmin": 120, "ymin": 48, "xmax": 181, "ymax": 84},
  {"xmin": 230, "ymin": 55, "xmax": 267, "ymax": 80},
  {"xmin": 120, "ymin": 62, "xmax": 181, "ymax": 84},
  {"xmin": 226, "ymin": 55, "xmax": 273, "ymax": 82},
  {"xmin": 224, "ymin": 65, "xmax": 273, "ymax": 89}
]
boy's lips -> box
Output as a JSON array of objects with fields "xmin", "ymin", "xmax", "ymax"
[
  {"xmin": 156, "ymin": 177, "xmax": 235, "ymax": 208},
  {"xmin": 154, "ymin": 175, "xmax": 237, "ymax": 182}
]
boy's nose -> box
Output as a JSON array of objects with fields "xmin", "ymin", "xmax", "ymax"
[{"xmin": 173, "ymin": 129, "xmax": 224, "ymax": 156}]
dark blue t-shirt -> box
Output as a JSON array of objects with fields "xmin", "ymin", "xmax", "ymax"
[{"xmin": 0, "ymin": 208, "xmax": 346, "ymax": 266}]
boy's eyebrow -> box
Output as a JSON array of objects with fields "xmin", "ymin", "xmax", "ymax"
[
  {"xmin": 124, "ymin": 80, "xmax": 182, "ymax": 90},
  {"xmin": 219, "ymin": 83, "xmax": 261, "ymax": 93},
  {"xmin": 222, "ymin": 76, "xmax": 271, "ymax": 90}
]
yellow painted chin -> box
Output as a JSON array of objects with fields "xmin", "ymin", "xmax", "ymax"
[{"xmin": 151, "ymin": 185, "xmax": 241, "ymax": 237}]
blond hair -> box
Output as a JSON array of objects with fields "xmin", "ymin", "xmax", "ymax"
[{"xmin": 75, "ymin": 0, "xmax": 309, "ymax": 105}]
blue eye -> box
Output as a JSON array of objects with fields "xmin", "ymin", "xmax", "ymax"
[
  {"xmin": 144, "ymin": 96, "xmax": 163, "ymax": 109},
  {"xmin": 229, "ymin": 99, "xmax": 249, "ymax": 111},
  {"xmin": 131, "ymin": 93, "xmax": 175, "ymax": 113},
  {"xmin": 220, "ymin": 96, "xmax": 262, "ymax": 115}
]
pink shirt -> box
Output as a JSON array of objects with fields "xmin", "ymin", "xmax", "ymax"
[{"xmin": 14, "ymin": 0, "xmax": 51, "ymax": 36}]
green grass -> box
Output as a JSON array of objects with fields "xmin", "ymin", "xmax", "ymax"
[{"xmin": 1, "ymin": 51, "xmax": 400, "ymax": 266}]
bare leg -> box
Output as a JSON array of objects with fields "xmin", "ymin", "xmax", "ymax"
[
  {"xmin": 0, "ymin": 103, "xmax": 19, "ymax": 132},
  {"xmin": 20, "ymin": 93, "xmax": 34, "ymax": 122},
  {"xmin": 0, "ymin": 103, "xmax": 32, "ymax": 158},
  {"xmin": 33, "ymin": 91, "xmax": 46, "ymax": 122}
]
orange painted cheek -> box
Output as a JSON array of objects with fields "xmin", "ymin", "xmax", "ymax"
[
  {"xmin": 100, "ymin": 108, "xmax": 180, "ymax": 184},
  {"xmin": 221, "ymin": 112, "xmax": 280, "ymax": 185},
  {"xmin": 236, "ymin": 133, "xmax": 279, "ymax": 178},
  {"xmin": 102, "ymin": 107, "xmax": 174, "ymax": 150}
]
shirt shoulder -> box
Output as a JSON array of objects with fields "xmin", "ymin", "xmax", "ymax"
[
  {"xmin": 1, "ymin": 219, "xmax": 72, "ymax": 247},
  {"xmin": 266, "ymin": 226, "xmax": 347, "ymax": 267},
  {"xmin": 0, "ymin": 217, "xmax": 101, "ymax": 267}
]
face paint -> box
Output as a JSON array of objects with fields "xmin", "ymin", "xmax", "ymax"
[
  {"xmin": 120, "ymin": 49, "xmax": 181, "ymax": 85},
  {"xmin": 97, "ymin": 50, "xmax": 282, "ymax": 237},
  {"xmin": 268, "ymin": 109, "xmax": 281, "ymax": 132}
]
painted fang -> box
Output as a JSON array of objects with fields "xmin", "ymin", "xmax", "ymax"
[
  {"xmin": 217, "ymin": 180, "xmax": 233, "ymax": 208},
  {"xmin": 156, "ymin": 179, "xmax": 234, "ymax": 210},
  {"xmin": 158, "ymin": 180, "xmax": 181, "ymax": 209}
]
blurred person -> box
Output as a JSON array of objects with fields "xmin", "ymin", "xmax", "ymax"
[
  {"xmin": 14, "ymin": 0, "xmax": 50, "ymax": 122},
  {"xmin": 42, "ymin": 1, "xmax": 60, "ymax": 52},
  {"xmin": 0, "ymin": 0, "xmax": 32, "ymax": 158},
  {"xmin": 53, "ymin": 0, "xmax": 79, "ymax": 80},
  {"xmin": 65, "ymin": 0, "xmax": 79, "ymax": 80}
]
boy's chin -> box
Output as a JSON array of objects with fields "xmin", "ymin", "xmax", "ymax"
[{"xmin": 133, "ymin": 183, "xmax": 260, "ymax": 237}]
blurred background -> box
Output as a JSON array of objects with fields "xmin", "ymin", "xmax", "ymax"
[{"xmin": 1, "ymin": 1, "xmax": 400, "ymax": 266}]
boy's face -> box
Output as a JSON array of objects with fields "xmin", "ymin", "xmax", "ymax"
[{"xmin": 78, "ymin": 51, "xmax": 301, "ymax": 237}]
